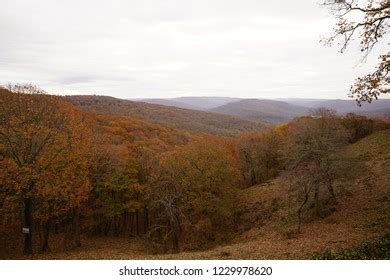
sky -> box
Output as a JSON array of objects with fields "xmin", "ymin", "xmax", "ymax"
[{"xmin": 0, "ymin": 0, "xmax": 387, "ymax": 99}]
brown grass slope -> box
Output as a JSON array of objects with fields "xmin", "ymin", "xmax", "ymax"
[
  {"xmin": 65, "ymin": 95, "xmax": 268, "ymax": 137},
  {"xmin": 23, "ymin": 129, "xmax": 389, "ymax": 259}
]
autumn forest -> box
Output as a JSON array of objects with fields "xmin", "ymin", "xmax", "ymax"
[{"xmin": 1, "ymin": 83, "xmax": 389, "ymax": 259}]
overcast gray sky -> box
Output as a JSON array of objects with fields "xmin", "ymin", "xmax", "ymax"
[{"xmin": 0, "ymin": 0, "xmax": 386, "ymax": 99}]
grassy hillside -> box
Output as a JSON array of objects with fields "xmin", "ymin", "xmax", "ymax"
[
  {"xmin": 66, "ymin": 95, "xmax": 268, "ymax": 136},
  {"xmin": 211, "ymin": 99, "xmax": 309, "ymax": 123}
]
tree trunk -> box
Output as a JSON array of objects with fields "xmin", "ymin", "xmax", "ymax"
[
  {"xmin": 250, "ymin": 169, "xmax": 256, "ymax": 186},
  {"xmin": 41, "ymin": 220, "xmax": 50, "ymax": 252},
  {"xmin": 171, "ymin": 218, "xmax": 181, "ymax": 252},
  {"xmin": 144, "ymin": 206, "xmax": 149, "ymax": 234},
  {"xmin": 327, "ymin": 180, "xmax": 338, "ymax": 204},
  {"xmin": 297, "ymin": 187, "xmax": 310, "ymax": 233},
  {"xmin": 23, "ymin": 198, "xmax": 33, "ymax": 254},
  {"xmin": 136, "ymin": 210, "xmax": 139, "ymax": 236},
  {"xmin": 64, "ymin": 208, "xmax": 82, "ymax": 250},
  {"xmin": 123, "ymin": 211, "xmax": 128, "ymax": 232},
  {"xmin": 314, "ymin": 185, "xmax": 320, "ymax": 217},
  {"xmin": 73, "ymin": 208, "xmax": 81, "ymax": 247},
  {"xmin": 129, "ymin": 213, "xmax": 134, "ymax": 235},
  {"xmin": 172, "ymin": 230, "xmax": 179, "ymax": 252},
  {"xmin": 104, "ymin": 219, "xmax": 111, "ymax": 236}
]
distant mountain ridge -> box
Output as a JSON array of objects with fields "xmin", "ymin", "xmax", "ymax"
[
  {"xmin": 138, "ymin": 96, "xmax": 241, "ymax": 110},
  {"xmin": 210, "ymin": 99, "xmax": 309, "ymax": 123},
  {"xmin": 280, "ymin": 98, "xmax": 390, "ymax": 113},
  {"xmin": 134, "ymin": 98, "xmax": 200, "ymax": 110},
  {"xmin": 65, "ymin": 95, "xmax": 268, "ymax": 136},
  {"xmin": 139, "ymin": 96, "xmax": 390, "ymax": 123}
]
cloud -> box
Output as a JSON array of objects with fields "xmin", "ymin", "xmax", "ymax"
[{"xmin": 0, "ymin": 0, "xmax": 386, "ymax": 99}]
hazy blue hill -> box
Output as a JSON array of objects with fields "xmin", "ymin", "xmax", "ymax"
[
  {"xmin": 139, "ymin": 97, "xmax": 390, "ymax": 122},
  {"xmin": 210, "ymin": 99, "xmax": 310, "ymax": 123},
  {"xmin": 360, "ymin": 107, "xmax": 390, "ymax": 118},
  {"xmin": 139, "ymin": 96, "xmax": 242, "ymax": 110},
  {"xmin": 172, "ymin": 96, "xmax": 242, "ymax": 110},
  {"xmin": 138, "ymin": 98, "xmax": 201, "ymax": 110},
  {"xmin": 280, "ymin": 98, "xmax": 390, "ymax": 114}
]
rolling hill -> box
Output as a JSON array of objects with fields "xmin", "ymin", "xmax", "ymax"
[
  {"xmin": 139, "ymin": 97, "xmax": 390, "ymax": 123},
  {"xmin": 139, "ymin": 96, "xmax": 241, "ymax": 110},
  {"xmin": 210, "ymin": 99, "xmax": 310, "ymax": 123},
  {"xmin": 135, "ymin": 98, "xmax": 200, "ymax": 110},
  {"xmin": 65, "ymin": 95, "xmax": 268, "ymax": 136},
  {"xmin": 281, "ymin": 98, "xmax": 390, "ymax": 115}
]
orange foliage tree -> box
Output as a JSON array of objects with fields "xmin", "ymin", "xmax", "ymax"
[
  {"xmin": 237, "ymin": 129, "xmax": 284, "ymax": 186},
  {"xmin": 0, "ymin": 85, "xmax": 92, "ymax": 254},
  {"xmin": 148, "ymin": 137, "xmax": 241, "ymax": 251}
]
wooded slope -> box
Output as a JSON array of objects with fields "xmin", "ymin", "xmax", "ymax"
[{"xmin": 66, "ymin": 95, "xmax": 268, "ymax": 136}]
